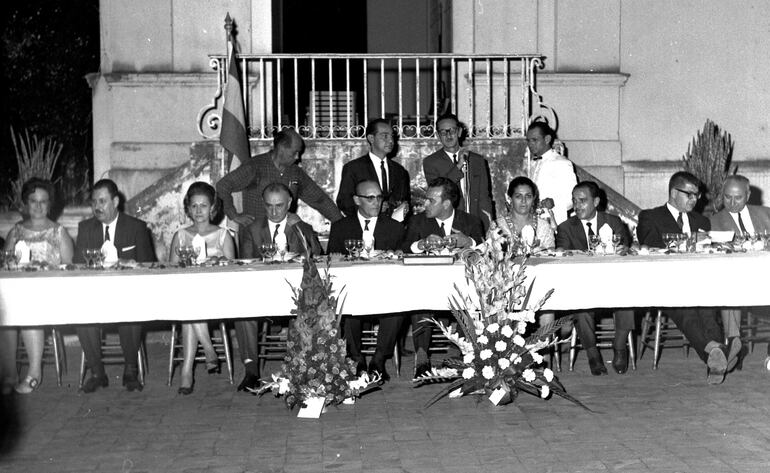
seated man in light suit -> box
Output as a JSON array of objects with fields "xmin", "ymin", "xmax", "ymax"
[
  {"xmin": 556, "ymin": 181, "xmax": 635, "ymax": 375},
  {"xmin": 75, "ymin": 179, "xmax": 157, "ymax": 393},
  {"xmin": 710, "ymin": 174, "xmax": 770, "ymax": 357},
  {"xmin": 637, "ymin": 171, "xmax": 739, "ymax": 384},
  {"xmin": 236, "ymin": 182, "xmax": 322, "ymax": 391},
  {"xmin": 403, "ymin": 177, "xmax": 485, "ymax": 377},
  {"xmin": 328, "ymin": 180, "xmax": 405, "ymax": 381}
]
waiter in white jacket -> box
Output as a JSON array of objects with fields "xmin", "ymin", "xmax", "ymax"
[{"xmin": 526, "ymin": 122, "xmax": 577, "ymax": 225}]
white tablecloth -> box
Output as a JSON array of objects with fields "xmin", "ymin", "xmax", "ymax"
[{"xmin": 2, "ymin": 252, "xmax": 769, "ymax": 326}]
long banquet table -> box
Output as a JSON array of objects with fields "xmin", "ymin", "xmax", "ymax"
[{"xmin": 1, "ymin": 252, "xmax": 769, "ymax": 326}]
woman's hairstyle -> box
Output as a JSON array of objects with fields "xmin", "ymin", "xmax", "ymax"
[
  {"xmin": 21, "ymin": 177, "xmax": 55, "ymax": 206},
  {"xmin": 506, "ymin": 176, "xmax": 540, "ymax": 214},
  {"xmin": 183, "ymin": 181, "xmax": 219, "ymax": 221}
]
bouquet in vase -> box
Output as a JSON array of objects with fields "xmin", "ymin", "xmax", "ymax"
[{"xmin": 414, "ymin": 220, "xmax": 589, "ymax": 410}]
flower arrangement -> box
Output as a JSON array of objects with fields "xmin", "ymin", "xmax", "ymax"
[
  {"xmin": 414, "ymin": 220, "xmax": 588, "ymax": 410},
  {"xmin": 255, "ymin": 255, "xmax": 379, "ymax": 412}
]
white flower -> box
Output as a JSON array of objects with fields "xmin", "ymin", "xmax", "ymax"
[
  {"xmin": 463, "ymin": 352, "xmax": 475, "ymax": 364},
  {"xmin": 498, "ymin": 358, "xmax": 511, "ymax": 370},
  {"xmin": 479, "ymin": 349, "xmax": 493, "ymax": 360},
  {"xmin": 474, "ymin": 320, "xmax": 485, "ymax": 335},
  {"xmin": 477, "ymin": 334, "xmax": 489, "ymax": 345},
  {"xmin": 531, "ymin": 351, "xmax": 544, "ymax": 364},
  {"xmin": 273, "ymin": 375, "xmax": 291, "ymax": 395},
  {"xmin": 516, "ymin": 322, "xmax": 527, "ymax": 334},
  {"xmin": 522, "ymin": 369, "xmax": 536, "ymax": 382},
  {"xmin": 462, "ymin": 367, "xmax": 475, "ymax": 379},
  {"xmin": 540, "ymin": 385, "xmax": 550, "ymax": 399},
  {"xmin": 482, "ymin": 366, "xmax": 495, "ymax": 379},
  {"xmin": 543, "ymin": 368, "xmax": 554, "ymax": 382},
  {"xmin": 510, "ymin": 354, "xmax": 522, "ymax": 364},
  {"xmin": 495, "ymin": 341, "xmax": 507, "ymax": 352},
  {"xmin": 513, "ymin": 335, "xmax": 525, "ymax": 347},
  {"xmin": 500, "ymin": 325, "xmax": 514, "ymax": 338},
  {"xmin": 486, "ymin": 323, "xmax": 500, "ymax": 334}
]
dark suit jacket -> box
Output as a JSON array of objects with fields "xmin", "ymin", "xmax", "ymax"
[
  {"xmin": 336, "ymin": 155, "xmax": 411, "ymax": 217},
  {"xmin": 556, "ymin": 212, "xmax": 631, "ymax": 251},
  {"xmin": 710, "ymin": 205, "xmax": 770, "ymax": 233},
  {"xmin": 402, "ymin": 209, "xmax": 484, "ymax": 252},
  {"xmin": 327, "ymin": 214, "xmax": 405, "ymax": 254},
  {"xmin": 637, "ymin": 204, "xmax": 711, "ymax": 248},
  {"xmin": 240, "ymin": 216, "xmax": 322, "ymax": 258},
  {"xmin": 422, "ymin": 149, "xmax": 494, "ymax": 231},
  {"xmin": 74, "ymin": 213, "xmax": 157, "ymax": 263}
]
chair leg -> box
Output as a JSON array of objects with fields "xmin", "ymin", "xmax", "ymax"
[
  {"xmin": 167, "ymin": 324, "xmax": 177, "ymax": 386},
  {"xmin": 747, "ymin": 312, "xmax": 755, "ymax": 354},
  {"xmin": 568, "ymin": 327, "xmax": 577, "ymax": 372},
  {"xmin": 627, "ymin": 331, "xmax": 637, "ymax": 371},
  {"xmin": 638, "ymin": 311, "xmax": 652, "ymax": 360},
  {"xmin": 51, "ymin": 328, "xmax": 63, "ymax": 387},
  {"xmin": 137, "ymin": 344, "xmax": 146, "ymax": 385},
  {"xmin": 393, "ymin": 344, "xmax": 400, "ymax": 378},
  {"xmin": 653, "ymin": 310, "xmax": 662, "ymax": 370},
  {"xmin": 79, "ymin": 350, "xmax": 86, "ymax": 389},
  {"xmin": 552, "ymin": 335, "xmax": 562, "ymax": 373},
  {"xmin": 220, "ymin": 322, "xmax": 234, "ymax": 385}
]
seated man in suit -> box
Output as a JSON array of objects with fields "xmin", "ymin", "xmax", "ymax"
[
  {"xmin": 637, "ymin": 171, "xmax": 739, "ymax": 384},
  {"xmin": 75, "ymin": 179, "xmax": 157, "ymax": 392},
  {"xmin": 404, "ymin": 177, "xmax": 485, "ymax": 377},
  {"xmin": 236, "ymin": 182, "xmax": 322, "ymax": 391},
  {"xmin": 328, "ymin": 180, "xmax": 405, "ymax": 381},
  {"xmin": 556, "ymin": 181, "xmax": 635, "ymax": 375},
  {"xmin": 423, "ymin": 113, "xmax": 494, "ymax": 232},
  {"xmin": 336, "ymin": 118, "xmax": 410, "ymax": 221},
  {"xmin": 710, "ymin": 174, "xmax": 770, "ymax": 348}
]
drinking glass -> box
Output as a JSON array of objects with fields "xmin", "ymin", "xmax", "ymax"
[
  {"xmin": 190, "ymin": 245, "xmax": 201, "ymax": 264},
  {"xmin": 676, "ymin": 233, "xmax": 689, "ymax": 253},
  {"xmin": 588, "ymin": 234, "xmax": 602, "ymax": 253},
  {"xmin": 260, "ymin": 243, "xmax": 277, "ymax": 263},
  {"xmin": 661, "ymin": 233, "xmax": 673, "ymax": 251},
  {"xmin": 276, "ymin": 244, "xmax": 287, "ymax": 262},
  {"xmin": 612, "ymin": 234, "xmax": 621, "ymax": 251},
  {"xmin": 343, "ymin": 239, "xmax": 356, "ymax": 259},
  {"xmin": 732, "ymin": 231, "xmax": 746, "ymax": 251},
  {"xmin": 174, "ymin": 245, "xmax": 186, "ymax": 265},
  {"xmin": 443, "ymin": 235, "xmax": 457, "ymax": 251},
  {"xmin": 354, "ymin": 239, "xmax": 364, "ymax": 259},
  {"xmin": 94, "ymin": 249, "xmax": 105, "ymax": 268},
  {"xmin": 84, "ymin": 248, "xmax": 96, "ymax": 268},
  {"xmin": 2, "ymin": 249, "xmax": 16, "ymax": 270}
]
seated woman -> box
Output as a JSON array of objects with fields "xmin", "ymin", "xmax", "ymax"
[
  {"xmin": 168, "ymin": 182, "xmax": 235, "ymax": 395},
  {"xmin": 499, "ymin": 176, "xmax": 556, "ymax": 250},
  {"xmin": 1, "ymin": 178, "xmax": 74, "ymax": 394}
]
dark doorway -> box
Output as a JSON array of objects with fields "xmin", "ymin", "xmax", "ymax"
[{"xmin": 272, "ymin": 1, "xmax": 367, "ymax": 130}]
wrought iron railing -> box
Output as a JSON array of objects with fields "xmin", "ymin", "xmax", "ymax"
[{"xmin": 197, "ymin": 53, "xmax": 556, "ymax": 141}]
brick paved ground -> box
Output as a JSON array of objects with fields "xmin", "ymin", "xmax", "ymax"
[{"xmin": 1, "ymin": 338, "xmax": 769, "ymax": 473}]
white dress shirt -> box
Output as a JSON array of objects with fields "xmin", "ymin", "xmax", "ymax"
[
  {"xmin": 267, "ymin": 217, "xmax": 288, "ymax": 244},
  {"xmin": 580, "ymin": 214, "xmax": 599, "ymax": 244},
  {"xmin": 666, "ymin": 203, "xmax": 691, "ymax": 234},
  {"xmin": 368, "ymin": 152, "xmax": 389, "ymax": 193},
  {"xmin": 730, "ymin": 207, "xmax": 755, "ymax": 234},
  {"xmin": 102, "ymin": 216, "xmax": 118, "ymax": 242}
]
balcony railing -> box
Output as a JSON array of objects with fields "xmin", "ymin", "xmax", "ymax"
[{"xmin": 197, "ymin": 53, "xmax": 556, "ymax": 141}]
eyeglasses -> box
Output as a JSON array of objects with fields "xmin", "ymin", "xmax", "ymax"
[
  {"xmin": 355, "ymin": 194, "xmax": 384, "ymax": 202},
  {"xmin": 437, "ymin": 127, "xmax": 459, "ymax": 137},
  {"xmin": 675, "ymin": 188, "xmax": 701, "ymax": 200}
]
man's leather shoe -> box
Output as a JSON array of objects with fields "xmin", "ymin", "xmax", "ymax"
[
  {"xmin": 368, "ymin": 359, "xmax": 390, "ymax": 382},
  {"xmin": 122, "ymin": 372, "xmax": 143, "ymax": 392},
  {"xmin": 706, "ymin": 342, "xmax": 727, "ymax": 385},
  {"xmin": 237, "ymin": 373, "xmax": 260, "ymax": 392},
  {"xmin": 586, "ymin": 348, "xmax": 608, "ymax": 376},
  {"xmin": 413, "ymin": 362, "xmax": 432, "ymax": 379},
  {"xmin": 355, "ymin": 359, "xmax": 368, "ymax": 377},
  {"xmin": 612, "ymin": 348, "xmax": 629, "ymax": 374},
  {"xmin": 81, "ymin": 374, "xmax": 108, "ymax": 393}
]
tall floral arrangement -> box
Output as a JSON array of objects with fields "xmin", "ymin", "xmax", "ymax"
[
  {"xmin": 256, "ymin": 256, "xmax": 378, "ymax": 410},
  {"xmin": 682, "ymin": 119, "xmax": 735, "ymax": 215},
  {"xmin": 414, "ymin": 220, "xmax": 588, "ymax": 409}
]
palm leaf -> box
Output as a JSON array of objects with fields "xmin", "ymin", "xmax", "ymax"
[
  {"xmin": 550, "ymin": 387, "xmax": 596, "ymax": 412},
  {"xmin": 526, "ymin": 315, "xmax": 574, "ymax": 344},
  {"xmin": 422, "ymin": 378, "xmax": 467, "ymax": 409}
]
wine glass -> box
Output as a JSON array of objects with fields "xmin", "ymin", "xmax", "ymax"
[
  {"xmin": 677, "ymin": 233, "xmax": 689, "ymax": 253},
  {"xmin": 174, "ymin": 245, "xmax": 186, "ymax": 266},
  {"xmin": 260, "ymin": 243, "xmax": 277, "ymax": 263},
  {"xmin": 190, "ymin": 245, "xmax": 201, "ymax": 265},
  {"xmin": 94, "ymin": 249, "xmax": 105, "ymax": 268},
  {"xmin": 276, "ymin": 243, "xmax": 288, "ymax": 262},
  {"xmin": 588, "ymin": 234, "xmax": 602, "ymax": 253},
  {"xmin": 443, "ymin": 235, "xmax": 457, "ymax": 252},
  {"xmin": 2, "ymin": 249, "xmax": 16, "ymax": 270},
  {"xmin": 611, "ymin": 234, "xmax": 621, "ymax": 252},
  {"xmin": 344, "ymin": 239, "xmax": 356, "ymax": 259},
  {"xmin": 354, "ymin": 239, "xmax": 364, "ymax": 259},
  {"xmin": 661, "ymin": 233, "xmax": 673, "ymax": 252}
]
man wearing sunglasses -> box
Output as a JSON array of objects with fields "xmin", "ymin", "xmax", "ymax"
[
  {"xmin": 422, "ymin": 113, "xmax": 494, "ymax": 232},
  {"xmin": 328, "ymin": 180, "xmax": 405, "ymax": 381},
  {"xmin": 336, "ymin": 119, "xmax": 411, "ymax": 221},
  {"xmin": 637, "ymin": 171, "xmax": 739, "ymax": 384}
]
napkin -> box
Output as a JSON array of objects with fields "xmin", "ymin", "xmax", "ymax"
[
  {"xmin": 14, "ymin": 240, "xmax": 30, "ymax": 264},
  {"xmin": 599, "ymin": 223, "xmax": 614, "ymax": 245},
  {"xmin": 362, "ymin": 232, "xmax": 375, "ymax": 253},
  {"xmin": 101, "ymin": 240, "xmax": 118, "ymax": 264},
  {"xmin": 274, "ymin": 233, "xmax": 288, "ymax": 254},
  {"xmin": 520, "ymin": 225, "xmax": 535, "ymax": 246},
  {"xmin": 191, "ymin": 234, "xmax": 207, "ymax": 264}
]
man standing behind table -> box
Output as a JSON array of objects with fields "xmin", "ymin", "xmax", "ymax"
[
  {"xmin": 555, "ymin": 181, "xmax": 635, "ymax": 375},
  {"xmin": 216, "ymin": 128, "xmax": 342, "ymax": 247},
  {"xmin": 403, "ymin": 177, "xmax": 485, "ymax": 377},
  {"xmin": 336, "ymin": 119, "xmax": 410, "ymax": 221},
  {"xmin": 75, "ymin": 179, "xmax": 157, "ymax": 393},
  {"xmin": 637, "ymin": 171, "xmax": 740, "ymax": 384},
  {"xmin": 236, "ymin": 182, "xmax": 322, "ymax": 391},
  {"xmin": 422, "ymin": 113, "xmax": 494, "ymax": 232},
  {"xmin": 328, "ymin": 180, "xmax": 405, "ymax": 381},
  {"xmin": 527, "ymin": 122, "xmax": 577, "ymax": 226},
  {"xmin": 710, "ymin": 174, "xmax": 770, "ymax": 355}
]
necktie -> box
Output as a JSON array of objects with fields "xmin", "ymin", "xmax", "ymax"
[
  {"xmin": 441, "ymin": 222, "xmax": 448, "ymax": 237},
  {"xmin": 380, "ymin": 160, "xmax": 388, "ymax": 195},
  {"xmin": 586, "ymin": 222, "xmax": 594, "ymax": 238},
  {"xmin": 676, "ymin": 212, "xmax": 684, "ymax": 230},
  {"xmin": 452, "ymin": 153, "xmax": 458, "ymax": 166},
  {"xmin": 364, "ymin": 219, "xmax": 370, "ymax": 231},
  {"xmin": 737, "ymin": 213, "xmax": 748, "ymax": 234},
  {"xmin": 104, "ymin": 226, "xmax": 110, "ymax": 242},
  {"xmin": 272, "ymin": 223, "xmax": 280, "ymax": 243}
]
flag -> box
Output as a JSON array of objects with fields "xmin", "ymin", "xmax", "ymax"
[{"xmin": 220, "ymin": 38, "xmax": 250, "ymax": 173}]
